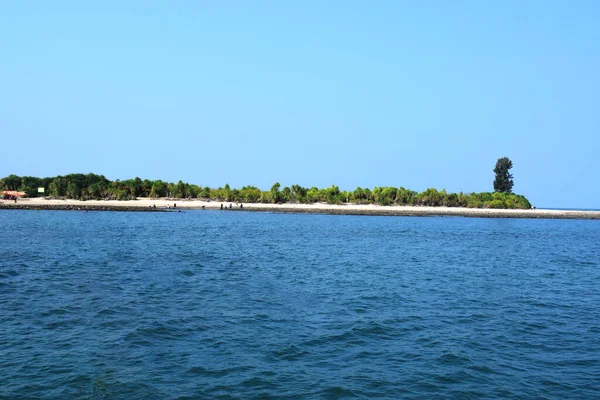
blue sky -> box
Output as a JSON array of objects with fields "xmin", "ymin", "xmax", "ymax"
[{"xmin": 1, "ymin": 1, "xmax": 598, "ymax": 208}]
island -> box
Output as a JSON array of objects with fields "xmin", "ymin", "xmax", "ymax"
[{"xmin": 1, "ymin": 173, "xmax": 599, "ymax": 219}]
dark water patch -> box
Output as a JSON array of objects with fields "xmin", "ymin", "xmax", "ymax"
[
  {"xmin": 0, "ymin": 269, "xmax": 21, "ymax": 278},
  {"xmin": 469, "ymin": 364, "xmax": 495, "ymax": 374},
  {"xmin": 269, "ymin": 345, "xmax": 309, "ymax": 362},
  {"xmin": 320, "ymin": 386, "xmax": 361, "ymax": 399},
  {"xmin": 433, "ymin": 369, "xmax": 477, "ymax": 385},
  {"xmin": 185, "ymin": 365, "xmax": 253, "ymax": 378},
  {"xmin": 39, "ymin": 307, "xmax": 74, "ymax": 317},
  {"xmin": 577, "ymin": 260, "xmax": 598, "ymax": 266},
  {"xmin": 437, "ymin": 352, "xmax": 472, "ymax": 366}
]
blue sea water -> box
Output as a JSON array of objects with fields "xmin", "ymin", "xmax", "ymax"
[{"xmin": 1, "ymin": 210, "xmax": 599, "ymax": 399}]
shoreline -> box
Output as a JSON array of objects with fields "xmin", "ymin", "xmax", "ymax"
[{"xmin": 1, "ymin": 198, "xmax": 599, "ymax": 219}]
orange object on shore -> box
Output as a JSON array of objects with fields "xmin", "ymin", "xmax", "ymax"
[{"xmin": 1, "ymin": 191, "xmax": 27, "ymax": 198}]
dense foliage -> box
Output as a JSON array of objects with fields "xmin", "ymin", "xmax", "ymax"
[
  {"xmin": 494, "ymin": 157, "xmax": 514, "ymax": 193},
  {"xmin": 1, "ymin": 173, "xmax": 532, "ymax": 209}
]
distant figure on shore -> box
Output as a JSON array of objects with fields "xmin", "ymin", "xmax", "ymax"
[
  {"xmin": 202, "ymin": 205, "xmax": 205, "ymax": 209},
  {"xmin": 229, "ymin": 203, "xmax": 232, "ymax": 209},
  {"xmin": 220, "ymin": 204, "xmax": 223, "ymax": 209},
  {"xmin": 167, "ymin": 204, "xmax": 170, "ymax": 209},
  {"xmin": 174, "ymin": 203, "xmax": 176, "ymax": 208},
  {"xmin": 14, "ymin": 198, "xmax": 17, "ymax": 204},
  {"xmin": 240, "ymin": 203, "xmax": 243, "ymax": 209},
  {"xmin": 153, "ymin": 204, "xmax": 156, "ymax": 209}
]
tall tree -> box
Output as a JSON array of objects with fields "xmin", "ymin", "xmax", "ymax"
[
  {"xmin": 174, "ymin": 180, "xmax": 188, "ymax": 198},
  {"xmin": 493, "ymin": 157, "xmax": 514, "ymax": 193},
  {"xmin": 149, "ymin": 180, "xmax": 168, "ymax": 198},
  {"xmin": 270, "ymin": 182, "xmax": 281, "ymax": 203},
  {"xmin": 2, "ymin": 174, "xmax": 21, "ymax": 191}
]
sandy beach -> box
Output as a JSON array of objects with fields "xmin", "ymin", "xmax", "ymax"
[{"xmin": 0, "ymin": 198, "xmax": 598, "ymax": 219}]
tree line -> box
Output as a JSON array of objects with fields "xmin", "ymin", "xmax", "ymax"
[{"xmin": 0, "ymin": 173, "xmax": 532, "ymax": 209}]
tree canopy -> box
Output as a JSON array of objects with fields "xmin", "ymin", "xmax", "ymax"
[
  {"xmin": 493, "ymin": 157, "xmax": 514, "ymax": 193},
  {"xmin": 0, "ymin": 173, "xmax": 532, "ymax": 209}
]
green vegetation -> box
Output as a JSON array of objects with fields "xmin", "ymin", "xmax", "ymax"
[
  {"xmin": 494, "ymin": 157, "xmax": 514, "ymax": 193},
  {"xmin": 0, "ymin": 173, "xmax": 532, "ymax": 209}
]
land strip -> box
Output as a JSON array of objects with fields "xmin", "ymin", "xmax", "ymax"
[{"xmin": 1, "ymin": 198, "xmax": 599, "ymax": 219}]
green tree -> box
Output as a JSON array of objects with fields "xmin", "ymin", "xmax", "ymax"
[
  {"xmin": 188, "ymin": 185, "xmax": 202, "ymax": 198},
  {"xmin": 2, "ymin": 174, "xmax": 21, "ymax": 191},
  {"xmin": 325, "ymin": 185, "xmax": 342, "ymax": 204},
  {"xmin": 47, "ymin": 181, "xmax": 59, "ymax": 197},
  {"xmin": 86, "ymin": 182, "xmax": 108, "ymax": 199},
  {"xmin": 174, "ymin": 180, "xmax": 188, "ymax": 198},
  {"xmin": 352, "ymin": 187, "xmax": 364, "ymax": 203},
  {"xmin": 291, "ymin": 185, "xmax": 307, "ymax": 203},
  {"xmin": 281, "ymin": 186, "xmax": 292, "ymax": 202},
  {"xmin": 132, "ymin": 177, "xmax": 143, "ymax": 197},
  {"xmin": 306, "ymin": 187, "xmax": 320, "ymax": 203},
  {"xmin": 200, "ymin": 186, "xmax": 211, "ymax": 199},
  {"xmin": 240, "ymin": 185, "xmax": 261, "ymax": 202},
  {"xmin": 20, "ymin": 176, "xmax": 43, "ymax": 197},
  {"xmin": 493, "ymin": 157, "xmax": 514, "ymax": 193},
  {"xmin": 66, "ymin": 182, "xmax": 82, "ymax": 199},
  {"xmin": 223, "ymin": 184, "xmax": 232, "ymax": 201},
  {"xmin": 149, "ymin": 180, "xmax": 168, "ymax": 198},
  {"xmin": 416, "ymin": 188, "xmax": 443, "ymax": 206},
  {"xmin": 0, "ymin": 172, "xmax": 534, "ymax": 209},
  {"xmin": 51, "ymin": 177, "xmax": 68, "ymax": 197},
  {"xmin": 270, "ymin": 182, "xmax": 281, "ymax": 203},
  {"xmin": 396, "ymin": 187, "xmax": 416, "ymax": 205}
]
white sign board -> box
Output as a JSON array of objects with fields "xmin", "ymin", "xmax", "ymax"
[{"xmin": 38, "ymin": 187, "xmax": 45, "ymax": 193}]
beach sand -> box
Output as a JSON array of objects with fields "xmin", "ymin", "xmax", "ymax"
[{"xmin": 1, "ymin": 198, "xmax": 599, "ymax": 219}]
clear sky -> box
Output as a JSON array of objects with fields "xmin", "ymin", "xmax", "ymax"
[{"xmin": 1, "ymin": 1, "xmax": 598, "ymax": 208}]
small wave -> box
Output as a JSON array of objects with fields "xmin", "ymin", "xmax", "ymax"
[
  {"xmin": 239, "ymin": 376, "xmax": 278, "ymax": 390},
  {"xmin": 556, "ymin": 358, "xmax": 599, "ymax": 367},
  {"xmin": 40, "ymin": 307, "xmax": 72, "ymax": 317},
  {"xmin": 578, "ymin": 260, "xmax": 598, "ymax": 266},
  {"xmin": 45, "ymin": 318, "xmax": 81, "ymax": 330},
  {"xmin": 124, "ymin": 320, "xmax": 195, "ymax": 345},
  {"xmin": 320, "ymin": 386, "xmax": 362, "ymax": 398},
  {"xmin": 469, "ymin": 364, "xmax": 495, "ymax": 374},
  {"xmin": 434, "ymin": 370, "xmax": 476, "ymax": 385},
  {"xmin": 270, "ymin": 345, "xmax": 309, "ymax": 361},
  {"xmin": 0, "ymin": 269, "xmax": 20, "ymax": 278},
  {"xmin": 437, "ymin": 352, "xmax": 472, "ymax": 366},
  {"xmin": 521, "ymin": 321, "xmax": 548, "ymax": 330},
  {"xmin": 351, "ymin": 321, "xmax": 396, "ymax": 339},
  {"xmin": 185, "ymin": 365, "xmax": 253, "ymax": 378},
  {"xmin": 95, "ymin": 308, "xmax": 118, "ymax": 317}
]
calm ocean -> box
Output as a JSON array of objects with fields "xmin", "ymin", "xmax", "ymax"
[{"xmin": 1, "ymin": 210, "xmax": 599, "ymax": 399}]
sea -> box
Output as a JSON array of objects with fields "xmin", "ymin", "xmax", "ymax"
[{"xmin": 1, "ymin": 210, "xmax": 599, "ymax": 399}]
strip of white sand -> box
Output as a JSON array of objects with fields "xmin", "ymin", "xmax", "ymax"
[{"xmin": 3, "ymin": 197, "xmax": 599, "ymax": 219}]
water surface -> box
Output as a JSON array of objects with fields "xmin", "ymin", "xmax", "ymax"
[{"xmin": 1, "ymin": 210, "xmax": 599, "ymax": 399}]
